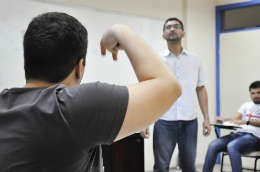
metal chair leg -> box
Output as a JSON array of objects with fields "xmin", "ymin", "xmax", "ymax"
[
  {"xmin": 221, "ymin": 153, "xmax": 225, "ymax": 172},
  {"xmin": 254, "ymin": 157, "xmax": 259, "ymax": 172}
]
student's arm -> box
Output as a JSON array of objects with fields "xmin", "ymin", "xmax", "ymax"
[
  {"xmin": 196, "ymin": 86, "xmax": 211, "ymax": 136},
  {"xmin": 245, "ymin": 121, "xmax": 260, "ymax": 127},
  {"xmin": 230, "ymin": 112, "xmax": 243, "ymax": 121},
  {"xmin": 100, "ymin": 24, "xmax": 182, "ymax": 141},
  {"xmin": 229, "ymin": 112, "xmax": 260, "ymax": 127},
  {"xmin": 215, "ymin": 112, "xmax": 242, "ymax": 123}
]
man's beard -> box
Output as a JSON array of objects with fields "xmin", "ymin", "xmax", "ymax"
[
  {"xmin": 166, "ymin": 37, "xmax": 181, "ymax": 42},
  {"xmin": 166, "ymin": 33, "xmax": 182, "ymax": 42},
  {"xmin": 253, "ymin": 98, "xmax": 260, "ymax": 104}
]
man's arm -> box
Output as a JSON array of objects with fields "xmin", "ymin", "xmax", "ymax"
[
  {"xmin": 243, "ymin": 120, "xmax": 260, "ymax": 127},
  {"xmin": 196, "ymin": 86, "xmax": 211, "ymax": 136},
  {"xmin": 229, "ymin": 112, "xmax": 260, "ymax": 127},
  {"xmin": 100, "ymin": 24, "xmax": 182, "ymax": 141},
  {"xmin": 220, "ymin": 112, "xmax": 242, "ymax": 122},
  {"xmin": 215, "ymin": 112, "xmax": 242, "ymax": 123}
]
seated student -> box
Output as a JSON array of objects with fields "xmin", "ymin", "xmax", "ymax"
[
  {"xmin": 203, "ymin": 81, "xmax": 260, "ymax": 172},
  {"xmin": 0, "ymin": 12, "xmax": 182, "ymax": 172}
]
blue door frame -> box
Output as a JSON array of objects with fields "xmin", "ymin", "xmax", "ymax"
[{"xmin": 216, "ymin": 0, "xmax": 260, "ymax": 163}]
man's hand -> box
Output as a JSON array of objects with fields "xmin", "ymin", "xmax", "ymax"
[
  {"xmin": 230, "ymin": 119, "xmax": 246, "ymax": 125},
  {"xmin": 196, "ymin": 86, "xmax": 211, "ymax": 136},
  {"xmin": 213, "ymin": 117, "xmax": 224, "ymax": 123},
  {"xmin": 203, "ymin": 119, "xmax": 211, "ymax": 136},
  {"xmin": 99, "ymin": 24, "xmax": 181, "ymax": 142},
  {"xmin": 100, "ymin": 24, "xmax": 124, "ymax": 60},
  {"xmin": 140, "ymin": 127, "xmax": 150, "ymax": 139}
]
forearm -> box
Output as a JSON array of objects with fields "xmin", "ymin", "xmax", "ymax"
[
  {"xmin": 103, "ymin": 24, "xmax": 182, "ymax": 141},
  {"xmin": 249, "ymin": 121, "xmax": 260, "ymax": 127},
  {"xmin": 222, "ymin": 118, "xmax": 231, "ymax": 122},
  {"xmin": 196, "ymin": 86, "xmax": 209, "ymax": 120},
  {"xmin": 234, "ymin": 120, "xmax": 260, "ymax": 127},
  {"xmin": 104, "ymin": 24, "xmax": 178, "ymax": 83}
]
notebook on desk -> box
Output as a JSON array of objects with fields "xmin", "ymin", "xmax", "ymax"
[{"xmin": 211, "ymin": 121, "xmax": 242, "ymax": 129}]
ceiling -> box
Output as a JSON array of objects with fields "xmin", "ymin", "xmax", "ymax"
[{"xmin": 32, "ymin": 0, "xmax": 185, "ymax": 19}]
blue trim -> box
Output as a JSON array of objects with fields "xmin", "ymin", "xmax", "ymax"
[
  {"xmin": 221, "ymin": 27, "xmax": 260, "ymax": 34},
  {"xmin": 217, "ymin": 0, "xmax": 260, "ymax": 10},
  {"xmin": 215, "ymin": 0, "xmax": 260, "ymax": 164},
  {"xmin": 216, "ymin": 5, "xmax": 221, "ymax": 164}
]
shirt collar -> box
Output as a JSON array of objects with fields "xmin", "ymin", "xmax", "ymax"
[{"xmin": 163, "ymin": 47, "xmax": 187, "ymax": 57}]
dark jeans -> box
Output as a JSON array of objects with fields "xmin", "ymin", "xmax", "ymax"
[
  {"xmin": 203, "ymin": 132, "xmax": 260, "ymax": 172},
  {"xmin": 153, "ymin": 118, "xmax": 198, "ymax": 172}
]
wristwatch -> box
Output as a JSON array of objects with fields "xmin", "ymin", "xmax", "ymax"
[{"xmin": 247, "ymin": 120, "xmax": 250, "ymax": 125}]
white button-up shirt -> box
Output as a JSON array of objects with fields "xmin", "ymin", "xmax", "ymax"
[{"xmin": 159, "ymin": 48, "xmax": 207, "ymax": 121}]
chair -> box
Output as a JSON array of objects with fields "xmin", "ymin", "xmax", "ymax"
[
  {"xmin": 220, "ymin": 151, "xmax": 260, "ymax": 172},
  {"xmin": 212, "ymin": 127, "xmax": 260, "ymax": 172}
]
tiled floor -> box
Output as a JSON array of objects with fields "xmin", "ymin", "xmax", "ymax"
[
  {"xmin": 148, "ymin": 163, "xmax": 258, "ymax": 172},
  {"xmin": 148, "ymin": 164, "xmax": 232, "ymax": 172},
  {"xmin": 168, "ymin": 164, "xmax": 231, "ymax": 172}
]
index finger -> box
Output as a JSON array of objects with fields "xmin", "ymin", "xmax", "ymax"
[
  {"xmin": 112, "ymin": 50, "xmax": 118, "ymax": 61},
  {"xmin": 100, "ymin": 39, "xmax": 106, "ymax": 56}
]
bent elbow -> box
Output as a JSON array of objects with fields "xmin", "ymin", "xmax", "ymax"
[
  {"xmin": 167, "ymin": 78, "xmax": 182, "ymax": 101},
  {"xmin": 174, "ymin": 81, "xmax": 182, "ymax": 98}
]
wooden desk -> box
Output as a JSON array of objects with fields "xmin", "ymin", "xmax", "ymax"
[{"xmin": 101, "ymin": 133, "xmax": 144, "ymax": 172}]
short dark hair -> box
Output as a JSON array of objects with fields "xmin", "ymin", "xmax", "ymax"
[
  {"xmin": 249, "ymin": 81, "xmax": 260, "ymax": 91},
  {"xmin": 23, "ymin": 12, "xmax": 88, "ymax": 83},
  {"xmin": 163, "ymin": 17, "xmax": 184, "ymax": 32}
]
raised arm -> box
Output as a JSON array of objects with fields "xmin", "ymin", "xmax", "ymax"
[{"xmin": 101, "ymin": 24, "xmax": 182, "ymax": 141}]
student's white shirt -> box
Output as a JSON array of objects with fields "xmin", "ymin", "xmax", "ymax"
[
  {"xmin": 237, "ymin": 102, "xmax": 260, "ymax": 138},
  {"xmin": 158, "ymin": 48, "xmax": 207, "ymax": 121}
]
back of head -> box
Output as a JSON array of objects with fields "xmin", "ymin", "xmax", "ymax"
[
  {"xmin": 249, "ymin": 81, "xmax": 260, "ymax": 91},
  {"xmin": 23, "ymin": 12, "xmax": 88, "ymax": 83}
]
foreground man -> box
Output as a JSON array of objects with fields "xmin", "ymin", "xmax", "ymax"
[
  {"xmin": 203, "ymin": 81, "xmax": 260, "ymax": 172},
  {"xmin": 0, "ymin": 12, "xmax": 181, "ymax": 172}
]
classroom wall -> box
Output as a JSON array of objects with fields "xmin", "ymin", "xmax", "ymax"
[
  {"xmin": 7, "ymin": 0, "xmax": 256, "ymax": 171},
  {"xmin": 33, "ymin": 0, "xmax": 184, "ymax": 20},
  {"xmin": 215, "ymin": 0, "xmax": 252, "ymax": 6},
  {"xmin": 0, "ymin": 0, "xmax": 219, "ymax": 171},
  {"xmin": 141, "ymin": 1, "xmax": 218, "ymax": 168},
  {"xmin": 186, "ymin": 0, "xmax": 216, "ymax": 166},
  {"xmin": 2, "ymin": 0, "xmax": 258, "ymax": 170},
  {"xmin": 219, "ymin": 29, "xmax": 260, "ymax": 169}
]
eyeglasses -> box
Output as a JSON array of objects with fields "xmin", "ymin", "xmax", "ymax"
[{"xmin": 165, "ymin": 24, "xmax": 182, "ymax": 30}]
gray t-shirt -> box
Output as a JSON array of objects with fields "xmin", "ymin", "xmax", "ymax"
[{"xmin": 0, "ymin": 82, "xmax": 128, "ymax": 172}]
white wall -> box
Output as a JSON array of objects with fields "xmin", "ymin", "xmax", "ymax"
[
  {"xmin": 0, "ymin": 0, "xmax": 229, "ymax": 171},
  {"xmin": 186, "ymin": 0, "xmax": 216, "ymax": 166},
  {"xmin": 33, "ymin": 0, "xmax": 184, "ymax": 20},
  {"xmin": 215, "ymin": 0, "xmax": 252, "ymax": 6},
  {"xmin": 142, "ymin": 3, "xmax": 184, "ymax": 170},
  {"xmin": 144, "ymin": 0, "xmax": 218, "ymax": 169},
  {"xmin": 30, "ymin": 1, "xmax": 219, "ymax": 170}
]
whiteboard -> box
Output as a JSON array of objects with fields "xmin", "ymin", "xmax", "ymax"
[{"xmin": 0, "ymin": 0, "xmax": 166, "ymax": 90}]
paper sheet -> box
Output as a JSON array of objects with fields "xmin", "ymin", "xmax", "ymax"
[{"xmin": 222, "ymin": 121, "xmax": 240, "ymax": 126}]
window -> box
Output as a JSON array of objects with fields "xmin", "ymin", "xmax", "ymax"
[{"xmin": 221, "ymin": 5, "xmax": 260, "ymax": 31}]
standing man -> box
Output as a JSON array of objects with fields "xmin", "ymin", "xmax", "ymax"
[{"xmin": 140, "ymin": 17, "xmax": 211, "ymax": 172}]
